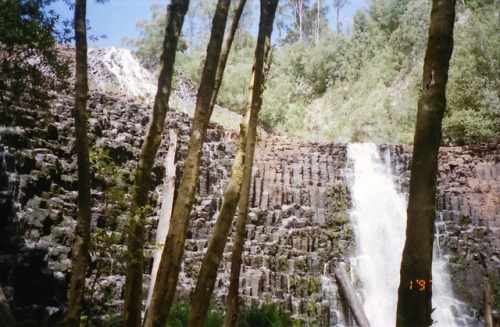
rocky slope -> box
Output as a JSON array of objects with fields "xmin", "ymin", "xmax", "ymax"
[{"xmin": 0, "ymin": 47, "xmax": 498, "ymax": 326}]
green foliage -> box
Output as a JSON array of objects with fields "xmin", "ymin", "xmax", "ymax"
[
  {"xmin": 464, "ymin": 0, "xmax": 497, "ymax": 10},
  {"xmin": 218, "ymin": 45, "xmax": 255, "ymax": 112},
  {"xmin": 389, "ymin": 0, "xmax": 430, "ymax": 71},
  {"xmin": 166, "ymin": 301, "xmax": 223, "ymax": 327},
  {"xmin": 167, "ymin": 301, "xmax": 190, "ymax": 327},
  {"xmin": 122, "ymin": 3, "xmax": 187, "ymax": 71},
  {"xmin": 80, "ymin": 310, "xmax": 122, "ymax": 327},
  {"xmin": 0, "ymin": 0, "xmax": 70, "ymax": 111},
  {"xmin": 278, "ymin": 0, "xmax": 329, "ymax": 45},
  {"xmin": 237, "ymin": 302, "xmax": 292, "ymax": 327},
  {"xmin": 458, "ymin": 213, "xmax": 472, "ymax": 227},
  {"xmin": 443, "ymin": 109, "xmax": 497, "ymax": 145},
  {"xmin": 176, "ymin": 48, "xmax": 207, "ymax": 84},
  {"xmin": 262, "ymin": 1, "xmax": 498, "ymax": 145},
  {"xmin": 444, "ymin": 5, "xmax": 500, "ymax": 145},
  {"xmin": 368, "ymin": 0, "xmax": 412, "ymax": 33},
  {"xmin": 487, "ymin": 273, "xmax": 500, "ymax": 313},
  {"xmin": 90, "ymin": 146, "xmax": 133, "ymax": 225},
  {"xmin": 87, "ymin": 147, "xmax": 132, "ymax": 318},
  {"xmin": 126, "ymin": 0, "xmax": 498, "ymax": 146}
]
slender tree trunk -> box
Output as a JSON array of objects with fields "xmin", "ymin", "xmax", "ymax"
[
  {"xmin": 396, "ymin": 0, "xmax": 456, "ymax": 326},
  {"xmin": 188, "ymin": 79, "xmax": 249, "ymax": 327},
  {"xmin": 146, "ymin": 130, "xmax": 177, "ymax": 311},
  {"xmin": 315, "ymin": 0, "xmax": 320, "ymax": 41},
  {"xmin": 188, "ymin": 2, "xmax": 277, "ymax": 326},
  {"xmin": 64, "ymin": 1, "xmax": 91, "ymax": 325},
  {"xmin": 298, "ymin": 0, "xmax": 304, "ymax": 42},
  {"xmin": 333, "ymin": 0, "xmax": 347, "ymax": 34},
  {"xmin": 484, "ymin": 280, "xmax": 493, "ymax": 327},
  {"xmin": 0, "ymin": 286, "xmax": 17, "ymax": 326},
  {"xmin": 336, "ymin": 5, "xmax": 340, "ymax": 34},
  {"xmin": 208, "ymin": 0, "xmax": 247, "ymax": 116},
  {"xmin": 143, "ymin": 1, "xmax": 231, "ymax": 326},
  {"xmin": 123, "ymin": 1, "xmax": 189, "ymax": 326},
  {"xmin": 223, "ymin": 3, "xmax": 277, "ymax": 326}
]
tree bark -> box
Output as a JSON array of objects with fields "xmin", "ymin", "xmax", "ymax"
[
  {"xmin": 209, "ymin": 0, "xmax": 248, "ymax": 116},
  {"xmin": 65, "ymin": 1, "xmax": 92, "ymax": 325},
  {"xmin": 188, "ymin": 0, "xmax": 249, "ymax": 322},
  {"xmin": 143, "ymin": 1, "xmax": 231, "ymax": 326},
  {"xmin": 333, "ymin": 263, "xmax": 370, "ymax": 327},
  {"xmin": 145, "ymin": 130, "xmax": 177, "ymax": 311},
  {"xmin": 484, "ymin": 281, "xmax": 493, "ymax": 327},
  {"xmin": 333, "ymin": 0, "xmax": 347, "ymax": 34},
  {"xmin": 123, "ymin": 1, "xmax": 189, "ymax": 326},
  {"xmin": 223, "ymin": 2, "xmax": 277, "ymax": 326},
  {"xmin": 188, "ymin": 2, "xmax": 278, "ymax": 326},
  {"xmin": 0, "ymin": 286, "xmax": 16, "ymax": 326},
  {"xmin": 396, "ymin": 0, "xmax": 456, "ymax": 326}
]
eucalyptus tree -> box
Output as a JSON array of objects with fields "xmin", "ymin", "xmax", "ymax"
[
  {"xmin": 122, "ymin": 1, "xmax": 190, "ymax": 326},
  {"xmin": 143, "ymin": 1, "xmax": 232, "ymax": 326},
  {"xmin": 292, "ymin": 0, "xmax": 310, "ymax": 42},
  {"xmin": 187, "ymin": 0, "xmax": 278, "ymax": 326},
  {"xmin": 332, "ymin": 0, "xmax": 348, "ymax": 33},
  {"xmin": 186, "ymin": 0, "xmax": 217, "ymax": 49},
  {"xmin": 187, "ymin": 1, "xmax": 249, "ymax": 326},
  {"xmin": 224, "ymin": 1, "xmax": 278, "ymax": 325},
  {"xmin": 65, "ymin": 0, "xmax": 92, "ymax": 325},
  {"xmin": 123, "ymin": 3, "xmax": 190, "ymax": 71},
  {"xmin": 396, "ymin": 0, "xmax": 456, "ymax": 325}
]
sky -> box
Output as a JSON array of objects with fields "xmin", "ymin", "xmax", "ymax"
[
  {"xmin": 50, "ymin": 0, "xmax": 160, "ymax": 47},
  {"xmin": 49, "ymin": 0, "xmax": 367, "ymax": 48}
]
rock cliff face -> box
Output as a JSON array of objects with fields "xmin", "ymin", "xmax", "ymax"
[
  {"xmin": 0, "ymin": 48, "xmax": 498, "ymax": 325},
  {"xmin": 435, "ymin": 145, "xmax": 500, "ymax": 312},
  {"xmin": 1, "ymin": 90, "xmax": 498, "ymax": 325}
]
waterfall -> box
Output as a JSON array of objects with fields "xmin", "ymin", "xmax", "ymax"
[
  {"xmin": 347, "ymin": 143, "xmax": 468, "ymax": 327},
  {"xmin": 321, "ymin": 263, "xmax": 348, "ymax": 327},
  {"xmin": 87, "ymin": 47, "xmax": 156, "ymax": 98}
]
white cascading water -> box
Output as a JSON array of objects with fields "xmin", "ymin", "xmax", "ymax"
[
  {"xmin": 88, "ymin": 47, "xmax": 156, "ymax": 98},
  {"xmin": 347, "ymin": 143, "xmax": 467, "ymax": 327},
  {"xmin": 321, "ymin": 263, "xmax": 348, "ymax": 327}
]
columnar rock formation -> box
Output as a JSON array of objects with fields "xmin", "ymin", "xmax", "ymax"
[
  {"xmin": 1, "ymin": 48, "xmax": 498, "ymax": 325},
  {"xmin": 436, "ymin": 145, "xmax": 500, "ymax": 312},
  {"xmin": 185, "ymin": 137, "xmax": 354, "ymax": 326},
  {"xmin": 1, "ymin": 88, "xmax": 498, "ymax": 325}
]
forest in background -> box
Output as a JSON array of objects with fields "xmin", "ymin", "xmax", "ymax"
[{"xmin": 125, "ymin": 0, "xmax": 499, "ymax": 146}]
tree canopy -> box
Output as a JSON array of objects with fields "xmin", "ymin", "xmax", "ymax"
[
  {"xmin": 126, "ymin": 0, "xmax": 499, "ymax": 146},
  {"xmin": 0, "ymin": 0, "xmax": 70, "ymax": 110}
]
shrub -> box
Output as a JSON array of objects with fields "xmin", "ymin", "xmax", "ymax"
[
  {"xmin": 236, "ymin": 302, "xmax": 292, "ymax": 327},
  {"xmin": 442, "ymin": 109, "xmax": 498, "ymax": 146},
  {"xmin": 167, "ymin": 301, "xmax": 223, "ymax": 327}
]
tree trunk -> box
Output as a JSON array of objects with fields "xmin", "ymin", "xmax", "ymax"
[
  {"xmin": 188, "ymin": 2, "xmax": 277, "ymax": 326},
  {"xmin": 143, "ymin": 1, "xmax": 231, "ymax": 326},
  {"xmin": 65, "ymin": 1, "xmax": 92, "ymax": 325},
  {"xmin": 396, "ymin": 0, "xmax": 456, "ymax": 326},
  {"xmin": 209, "ymin": 0, "xmax": 247, "ymax": 116},
  {"xmin": 223, "ymin": 3, "xmax": 277, "ymax": 326},
  {"xmin": 0, "ymin": 286, "xmax": 16, "ymax": 326},
  {"xmin": 333, "ymin": 0, "xmax": 347, "ymax": 34},
  {"xmin": 484, "ymin": 281, "xmax": 493, "ymax": 327},
  {"xmin": 315, "ymin": 0, "xmax": 320, "ymax": 41},
  {"xmin": 123, "ymin": 1, "xmax": 189, "ymax": 326},
  {"xmin": 333, "ymin": 263, "xmax": 370, "ymax": 327},
  {"xmin": 336, "ymin": 5, "xmax": 340, "ymax": 34},
  {"xmin": 297, "ymin": 0, "xmax": 304, "ymax": 42},
  {"xmin": 145, "ymin": 130, "xmax": 177, "ymax": 311}
]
